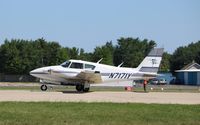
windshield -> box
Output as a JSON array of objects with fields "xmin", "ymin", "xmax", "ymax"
[{"xmin": 60, "ymin": 61, "xmax": 71, "ymax": 68}]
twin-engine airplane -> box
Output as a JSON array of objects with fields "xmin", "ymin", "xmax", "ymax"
[{"xmin": 30, "ymin": 48, "xmax": 164, "ymax": 92}]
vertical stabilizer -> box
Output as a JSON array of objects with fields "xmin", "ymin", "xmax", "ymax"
[{"xmin": 137, "ymin": 48, "xmax": 164, "ymax": 73}]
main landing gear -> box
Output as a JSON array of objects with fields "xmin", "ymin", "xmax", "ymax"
[
  {"xmin": 39, "ymin": 83, "xmax": 90, "ymax": 92},
  {"xmin": 76, "ymin": 84, "xmax": 90, "ymax": 92}
]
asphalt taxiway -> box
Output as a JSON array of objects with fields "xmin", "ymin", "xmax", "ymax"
[{"xmin": 0, "ymin": 90, "xmax": 200, "ymax": 104}]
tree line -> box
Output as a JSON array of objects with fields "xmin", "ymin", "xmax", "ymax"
[
  {"xmin": 0, "ymin": 37, "xmax": 199, "ymax": 74},
  {"xmin": 170, "ymin": 41, "xmax": 200, "ymax": 71}
]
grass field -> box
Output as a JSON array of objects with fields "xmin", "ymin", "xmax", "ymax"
[{"xmin": 0, "ymin": 102, "xmax": 199, "ymax": 125}]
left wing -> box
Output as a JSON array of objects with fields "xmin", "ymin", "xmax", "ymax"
[
  {"xmin": 76, "ymin": 71, "xmax": 102, "ymax": 83},
  {"xmin": 50, "ymin": 69, "xmax": 102, "ymax": 83}
]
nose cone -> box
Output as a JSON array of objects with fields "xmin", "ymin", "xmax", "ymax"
[
  {"xmin": 30, "ymin": 68, "xmax": 47, "ymax": 77},
  {"xmin": 30, "ymin": 66, "xmax": 62, "ymax": 79}
]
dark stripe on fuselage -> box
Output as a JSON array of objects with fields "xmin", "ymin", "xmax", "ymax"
[
  {"xmin": 139, "ymin": 67, "xmax": 159, "ymax": 73},
  {"xmin": 30, "ymin": 71, "xmax": 79, "ymax": 75},
  {"xmin": 51, "ymin": 71, "xmax": 79, "ymax": 74},
  {"xmin": 147, "ymin": 55, "xmax": 162, "ymax": 57},
  {"xmin": 30, "ymin": 72, "xmax": 49, "ymax": 74},
  {"xmin": 100, "ymin": 73, "xmax": 110, "ymax": 76}
]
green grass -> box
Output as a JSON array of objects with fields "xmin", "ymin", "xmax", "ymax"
[{"xmin": 0, "ymin": 102, "xmax": 199, "ymax": 125}]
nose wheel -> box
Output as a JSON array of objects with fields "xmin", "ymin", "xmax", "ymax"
[{"xmin": 41, "ymin": 84, "xmax": 48, "ymax": 91}]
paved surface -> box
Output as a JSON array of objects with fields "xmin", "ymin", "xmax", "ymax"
[
  {"xmin": 0, "ymin": 82, "xmax": 40, "ymax": 86},
  {"xmin": 0, "ymin": 90, "xmax": 200, "ymax": 104}
]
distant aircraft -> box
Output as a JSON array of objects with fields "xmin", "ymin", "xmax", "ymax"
[{"xmin": 30, "ymin": 48, "xmax": 164, "ymax": 92}]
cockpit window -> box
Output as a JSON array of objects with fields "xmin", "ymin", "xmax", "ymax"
[
  {"xmin": 61, "ymin": 61, "xmax": 71, "ymax": 68},
  {"xmin": 70, "ymin": 62, "xmax": 83, "ymax": 69},
  {"xmin": 85, "ymin": 64, "xmax": 95, "ymax": 70}
]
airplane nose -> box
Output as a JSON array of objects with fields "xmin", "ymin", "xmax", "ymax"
[
  {"xmin": 30, "ymin": 69, "xmax": 35, "ymax": 75},
  {"xmin": 30, "ymin": 67, "xmax": 52, "ymax": 77},
  {"xmin": 30, "ymin": 69, "xmax": 38, "ymax": 75},
  {"xmin": 30, "ymin": 68, "xmax": 45, "ymax": 76}
]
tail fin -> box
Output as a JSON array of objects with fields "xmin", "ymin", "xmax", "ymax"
[{"xmin": 137, "ymin": 48, "xmax": 164, "ymax": 74}]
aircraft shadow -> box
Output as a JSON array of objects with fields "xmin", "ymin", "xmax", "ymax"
[
  {"xmin": 60, "ymin": 91, "xmax": 93, "ymax": 94},
  {"xmin": 133, "ymin": 91, "xmax": 149, "ymax": 93}
]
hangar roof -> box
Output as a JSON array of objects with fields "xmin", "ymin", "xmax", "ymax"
[{"xmin": 175, "ymin": 61, "xmax": 200, "ymax": 72}]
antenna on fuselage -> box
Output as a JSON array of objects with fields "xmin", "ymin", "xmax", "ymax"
[
  {"xmin": 117, "ymin": 62, "xmax": 124, "ymax": 67},
  {"xmin": 97, "ymin": 58, "xmax": 103, "ymax": 64}
]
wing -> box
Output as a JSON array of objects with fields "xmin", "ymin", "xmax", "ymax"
[
  {"xmin": 76, "ymin": 71, "xmax": 102, "ymax": 83},
  {"xmin": 50, "ymin": 69, "xmax": 102, "ymax": 83}
]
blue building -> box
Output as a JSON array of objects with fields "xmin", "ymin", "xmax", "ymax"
[{"xmin": 175, "ymin": 62, "xmax": 200, "ymax": 85}]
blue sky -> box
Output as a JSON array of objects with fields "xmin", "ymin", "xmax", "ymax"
[{"xmin": 0, "ymin": 0, "xmax": 200, "ymax": 53}]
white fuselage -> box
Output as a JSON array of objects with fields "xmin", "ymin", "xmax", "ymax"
[
  {"xmin": 30, "ymin": 60, "xmax": 147, "ymax": 85},
  {"xmin": 30, "ymin": 48, "xmax": 164, "ymax": 91}
]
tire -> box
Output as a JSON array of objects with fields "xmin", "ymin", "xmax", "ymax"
[
  {"xmin": 76, "ymin": 85, "xmax": 84, "ymax": 92},
  {"xmin": 76, "ymin": 85, "xmax": 90, "ymax": 92},
  {"xmin": 83, "ymin": 87, "xmax": 90, "ymax": 92},
  {"xmin": 41, "ymin": 85, "xmax": 47, "ymax": 91}
]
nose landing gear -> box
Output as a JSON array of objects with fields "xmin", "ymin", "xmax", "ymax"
[{"xmin": 40, "ymin": 84, "xmax": 48, "ymax": 91}]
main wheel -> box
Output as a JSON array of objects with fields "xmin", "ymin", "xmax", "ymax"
[
  {"xmin": 83, "ymin": 87, "xmax": 90, "ymax": 92},
  {"xmin": 41, "ymin": 84, "xmax": 48, "ymax": 91},
  {"xmin": 76, "ymin": 85, "xmax": 84, "ymax": 92}
]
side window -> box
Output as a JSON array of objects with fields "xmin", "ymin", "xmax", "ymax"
[
  {"xmin": 85, "ymin": 64, "xmax": 95, "ymax": 70},
  {"xmin": 70, "ymin": 62, "xmax": 83, "ymax": 69}
]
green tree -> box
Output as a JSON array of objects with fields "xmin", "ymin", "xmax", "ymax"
[
  {"xmin": 57, "ymin": 48, "xmax": 69, "ymax": 63},
  {"xmin": 160, "ymin": 52, "xmax": 171, "ymax": 72},
  {"xmin": 92, "ymin": 41, "xmax": 114, "ymax": 65},
  {"xmin": 0, "ymin": 38, "xmax": 69, "ymax": 74},
  {"xmin": 170, "ymin": 41, "xmax": 200, "ymax": 72},
  {"xmin": 0, "ymin": 39, "xmax": 22, "ymax": 74},
  {"xmin": 113, "ymin": 37, "xmax": 156, "ymax": 67},
  {"xmin": 66, "ymin": 47, "xmax": 79, "ymax": 59}
]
